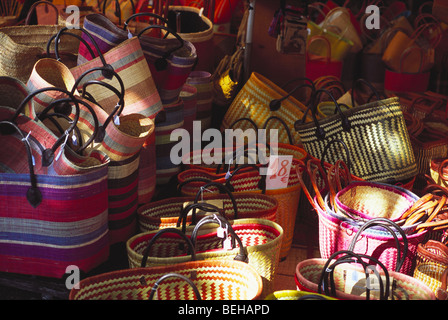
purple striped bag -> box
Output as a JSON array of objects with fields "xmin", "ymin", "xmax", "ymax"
[
  {"xmin": 186, "ymin": 71, "xmax": 213, "ymax": 131},
  {"xmin": 0, "ymin": 119, "xmax": 110, "ymax": 278},
  {"xmin": 0, "ymin": 86, "xmax": 110, "ymax": 278},
  {"xmin": 155, "ymin": 98, "xmax": 184, "ymax": 185},
  {"xmin": 78, "ymin": 13, "xmax": 197, "ymax": 105},
  {"xmin": 62, "ymin": 26, "xmax": 161, "ymax": 205},
  {"xmin": 180, "ymin": 83, "xmax": 197, "ymax": 136}
]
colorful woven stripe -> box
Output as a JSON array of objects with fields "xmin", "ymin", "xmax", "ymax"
[
  {"xmin": 72, "ymin": 36, "xmax": 162, "ymax": 119},
  {"xmin": 180, "ymin": 84, "xmax": 197, "ymax": 135},
  {"xmin": 155, "ymin": 99, "xmax": 184, "ymax": 185},
  {"xmin": 186, "ymin": 71, "xmax": 212, "ymax": 130},
  {"xmin": 137, "ymin": 193, "xmax": 278, "ymax": 232},
  {"xmin": 126, "ymin": 218, "xmax": 283, "ymax": 297},
  {"xmin": 0, "ymin": 136, "xmax": 110, "ymax": 278},
  {"xmin": 69, "ymin": 260, "xmax": 262, "ymax": 300},
  {"xmin": 296, "ymin": 97, "xmax": 418, "ymax": 183},
  {"xmin": 221, "ymin": 72, "xmax": 312, "ymax": 145}
]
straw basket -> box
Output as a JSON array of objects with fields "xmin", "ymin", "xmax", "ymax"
[{"xmin": 69, "ymin": 259, "xmax": 262, "ymax": 300}]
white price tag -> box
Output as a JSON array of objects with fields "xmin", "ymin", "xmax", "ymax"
[{"xmin": 265, "ymin": 155, "xmax": 292, "ymax": 190}]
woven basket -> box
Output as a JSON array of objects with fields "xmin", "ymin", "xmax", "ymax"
[
  {"xmin": 126, "ymin": 216, "xmax": 283, "ymax": 298},
  {"xmin": 295, "ymin": 256, "xmax": 436, "ymax": 300},
  {"xmin": 137, "ymin": 190, "xmax": 278, "ymax": 232},
  {"xmin": 334, "ymin": 181, "xmax": 417, "ymax": 222},
  {"xmin": 221, "ymin": 72, "xmax": 313, "ymax": 145},
  {"xmin": 177, "ymin": 158, "xmax": 302, "ymax": 259},
  {"xmin": 413, "ymin": 263, "xmax": 448, "ymax": 294},
  {"xmin": 313, "ymin": 191, "xmax": 426, "ymax": 275},
  {"xmin": 0, "ymin": 25, "xmax": 80, "ymax": 83},
  {"xmin": 69, "ymin": 259, "xmax": 262, "ymax": 300}
]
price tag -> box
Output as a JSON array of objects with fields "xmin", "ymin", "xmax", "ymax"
[{"xmin": 265, "ymin": 155, "xmax": 292, "ymax": 190}]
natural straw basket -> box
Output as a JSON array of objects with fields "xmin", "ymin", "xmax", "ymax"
[{"xmin": 69, "ymin": 259, "xmax": 263, "ymax": 300}]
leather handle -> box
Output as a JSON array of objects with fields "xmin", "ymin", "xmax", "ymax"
[{"xmin": 149, "ymin": 273, "xmax": 201, "ymax": 300}]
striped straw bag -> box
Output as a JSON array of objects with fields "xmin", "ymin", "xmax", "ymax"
[
  {"xmin": 69, "ymin": 259, "xmax": 263, "ymax": 300},
  {"xmin": 177, "ymin": 158, "xmax": 302, "ymax": 260},
  {"xmin": 127, "ymin": 211, "xmax": 283, "ymax": 298},
  {"xmin": 25, "ymin": 58, "xmax": 153, "ymax": 244},
  {"xmin": 52, "ymin": 26, "xmax": 160, "ymax": 205},
  {"xmin": 79, "ymin": 13, "xmax": 198, "ymax": 105},
  {"xmin": 295, "ymin": 251, "xmax": 436, "ymax": 300},
  {"xmin": 137, "ymin": 181, "xmax": 278, "ymax": 232},
  {"xmin": 221, "ymin": 72, "xmax": 313, "ymax": 145},
  {"xmin": 0, "ymin": 109, "xmax": 110, "ymax": 278},
  {"xmin": 295, "ymin": 89, "xmax": 418, "ymax": 183}
]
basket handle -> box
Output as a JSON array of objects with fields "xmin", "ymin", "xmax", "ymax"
[
  {"xmin": 25, "ymin": 1, "xmax": 59, "ymax": 25},
  {"xmin": 176, "ymin": 201, "xmax": 227, "ymax": 233},
  {"xmin": 190, "ymin": 214, "xmax": 249, "ymax": 263},
  {"xmin": 123, "ymin": 12, "xmax": 169, "ymax": 30},
  {"xmin": 438, "ymin": 159, "xmax": 448, "ymax": 183},
  {"xmin": 269, "ymin": 82, "xmax": 315, "ymax": 112},
  {"xmin": 193, "ymin": 181, "xmax": 238, "ymax": 220},
  {"xmin": 53, "ymin": 27, "xmax": 115, "ymax": 79},
  {"xmin": 347, "ymin": 217, "xmax": 408, "ymax": 273},
  {"xmin": 10, "ymin": 88, "xmax": 81, "ymax": 167},
  {"xmin": 318, "ymin": 249, "xmax": 390, "ymax": 300},
  {"xmin": 149, "ymin": 273, "xmax": 201, "ymax": 300},
  {"xmin": 0, "ymin": 121, "xmax": 42, "ymax": 208},
  {"xmin": 46, "ymin": 30, "xmax": 97, "ymax": 64},
  {"xmin": 350, "ymin": 78, "xmax": 382, "ymax": 107},
  {"xmin": 263, "ymin": 116, "xmax": 295, "ymax": 145},
  {"xmin": 71, "ymin": 66, "xmax": 126, "ymax": 143},
  {"xmin": 137, "ymin": 25, "xmax": 185, "ymax": 71},
  {"xmin": 417, "ymin": 240, "xmax": 448, "ymax": 265},
  {"xmin": 102, "ymin": 0, "xmax": 136, "ymax": 26},
  {"xmin": 140, "ymin": 227, "xmax": 196, "ymax": 268}
]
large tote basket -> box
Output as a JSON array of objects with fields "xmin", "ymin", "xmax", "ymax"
[{"xmin": 69, "ymin": 259, "xmax": 263, "ymax": 300}]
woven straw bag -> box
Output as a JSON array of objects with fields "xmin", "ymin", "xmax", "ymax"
[
  {"xmin": 0, "ymin": 25, "xmax": 80, "ymax": 83},
  {"xmin": 295, "ymin": 89, "xmax": 418, "ymax": 183},
  {"xmin": 221, "ymin": 72, "xmax": 313, "ymax": 145},
  {"xmin": 295, "ymin": 251, "xmax": 436, "ymax": 300},
  {"xmin": 69, "ymin": 259, "xmax": 263, "ymax": 300},
  {"xmin": 127, "ymin": 212, "xmax": 283, "ymax": 298},
  {"xmin": 57, "ymin": 26, "xmax": 161, "ymax": 204},
  {"xmin": 137, "ymin": 181, "xmax": 278, "ymax": 232},
  {"xmin": 80, "ymin": 13, "xmax": 198, "ymax": 105},
  {"xmin": 334, "ymin": 181, "xmax": 417, "ymax": 222},
  {"xmin": 177, "ymin": 158, "xmax": 302, "ymax": 259},
  {"xmin": 0, "ymin": 104, "xmax": 110, "ymax": 278},
  {"xmin": 413, "ymin": 240, "xmax": 448, "ymax": 293},
  {"xmin": 25, "ymin": 58, "xmax": 154, "ymax": 243}
]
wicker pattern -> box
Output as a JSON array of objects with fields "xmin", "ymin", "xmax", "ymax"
[
  {"xmin": 177, "ymin": 157, "xmax": 303, "ymax": 259},
  {"xmin": 0, "ymin": 111, "xmax": 110, "ymax": 278},
  {"xmin": 295, "ymin": 258, "xmax": 435, "ymax": 300},
  {"xmin": 126, "ymin": 218, "xmax": 283, "ymax": 297},
  {"xmin": 335, "ymin": 181, "xmax": 416, "ymax": 221},
  {"xmin": 221, "ymin": 72, "xmax": 312, "ymax": 145},
  {"xmin": 137, "ymin": 193, "xmax": 278, "ymax": 232},
  {"xmin": 69, "ymin": 260, "xmax": 263, "ymax": 300},
  {"xmin": 296, "ymin": 97, "xmax": 418, "ymax": 183},
  {"xmin": 0, "ymin": 25, "xmax": 80, "ymax": 83},
  {"xmin": 413, "ymin": 263, "xmax": 448, "ymax": 294}
]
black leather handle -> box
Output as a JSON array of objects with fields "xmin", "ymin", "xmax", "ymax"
[
  {"xmin": 0, "ymin": 121, "xmax": 42, "ymax": 208},
  {"xmin": 148, "ymin": 273, "xmax": 201, "ymax": 300},
  {"xmin": 347, "ymin": 217, "xmax": 408, "ymax": 273},
  {"xmin": 190, "ymin": 214, "xmax": 249, "ymax": 263},
  {"xmin": 140, "ymin": 227, "xmax": 196, "ymax": 268}
]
